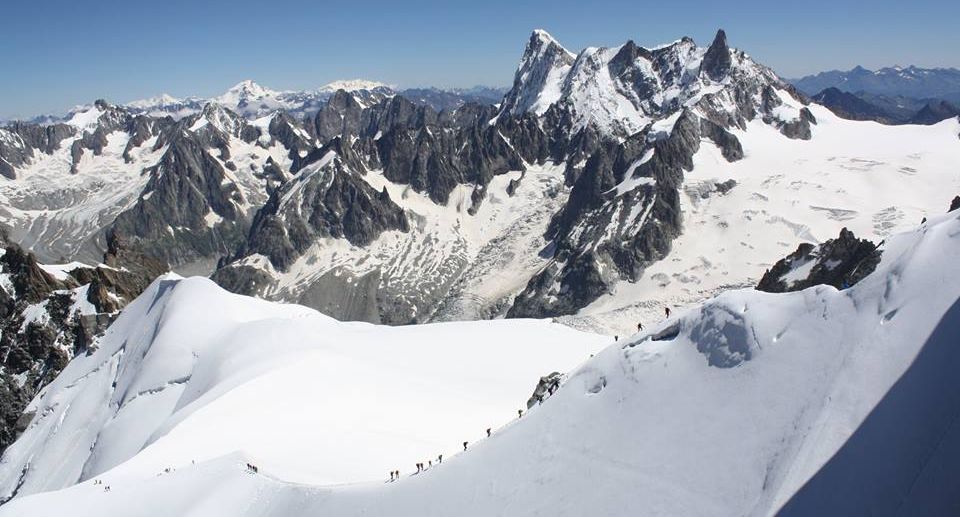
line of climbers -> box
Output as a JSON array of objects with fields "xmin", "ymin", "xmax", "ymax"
[{"xmin": 387, "ymin": 376, "xmax": 565, "ymax": 482}]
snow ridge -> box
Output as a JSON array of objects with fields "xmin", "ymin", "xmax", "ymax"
[{"xmin": 2, "ymin": 206, "xmax": 959, "ymax": 516}]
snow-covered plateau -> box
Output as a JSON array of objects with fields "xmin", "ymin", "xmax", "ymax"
[{"xmin": 1, "ymin": 206, "xmax": 958, "ymax": 516}]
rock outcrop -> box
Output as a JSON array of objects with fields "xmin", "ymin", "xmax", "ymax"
[
  {"xmin": 756, "ymin": 228, "xmax": 882, "ymax": 293},
  {"xmin": 0, "ymin": 232, "xmax": 166, "ymax": 456}
]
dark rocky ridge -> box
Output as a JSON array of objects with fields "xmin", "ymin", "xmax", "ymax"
[
  {"xmin": 508, "ymin": 109, "xmax": 711, "ymax": 317},
  {"xmin": 700, "ymin": 29, "xmax": 732, "ymax": 81},
  {"xmin": 214, "ymin": 28, "xmax": 820, "ymax": 322},
  {"xmin": 221, "ymin": 139, "xmax": 410, "ymax": 273},
  {"xmin": 811, "ymin": 87, "xmax": 900, "ymax": 124},
  {"xmin": 756, "ymin": 228, "xmax": 882, "ymax": 293},
  {"xmin": 811, "ymin": 87, "xmax": 960, "ymax": 126},
  {"xmin": 908, "ymin": 100, "xmax": 960, "ymax": 125},
  {"xmin": 4, "ymin": 29, "xmax": 822, "ymax": 326},
  {"xmin": 504, "ymin": 29, "xmax": 809, "ymax": 318},
  {"xmin": 791, "ymin": 65, "xmax": 960, "ymax": 100},
  {"xmin": 0, "ymin": 231, "xmax": 166, "ymax": 456}
]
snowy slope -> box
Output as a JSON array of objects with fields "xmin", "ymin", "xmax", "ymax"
[
  {"xmin": 2, "ymin": 207, "xmax": 959, "ymax": 515},
  {"xmin": 0, "ymin": 274, "xmax": 606, "ymax": 501},
  {"xmin": 569, "ymin": 105, "xmax": 960, "ymax": 335}
]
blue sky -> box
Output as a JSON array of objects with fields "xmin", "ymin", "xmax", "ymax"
[{"xmin": 3, "ymin": 0, "xmax": 959, "ymax": 119}]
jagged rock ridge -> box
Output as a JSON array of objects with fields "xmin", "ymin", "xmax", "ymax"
[{"xmin": 3, "ymin": 29, "xmax": 818, "ymax": 325}]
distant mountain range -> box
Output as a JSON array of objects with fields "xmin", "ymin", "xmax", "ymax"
[
  {"xmin": 790, "ymin": 66, "xmax": 960, "ymax": 124},
  {"xmin": 11, "ymin": 81, "xmax": 508, "ymax": 125},
  {"xmin": 790, "ymin": 65, "xmax": 960, "ymax": 99}
]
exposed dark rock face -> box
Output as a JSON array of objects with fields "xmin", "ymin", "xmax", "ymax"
[
  {"xmin": 214, "ymin": 29, "xmax": 807, "ymax": 322},
  {"xmin": 3, "ymin": 29, "xmax": 836, "ymax": 327},
  {"xmin": 1, "ymin": 246, "xmax": 63, "ymax": 305},
  {"xmin": 701, "ymin": 30, "xmax": 732, "ymax": 81},
  {"xmin": 699, "ymin": 118, "xmax": 743, "ymax": 161},
  {"xmin": 0, "ymin": 232, "xmax": 166, "ymax": 456},
  {"xmin": 0, "ymin": 122, "xmax": 76, "ymax": 178},
  {"xmin": 312, "ymin": 90, "xmax": 368, "ymax": 144},
  {"xmin": 526, "ymin": 372, "xmax": 563, "ymax": 409},
  {"xmin": 950, "ymin": 196, "xmax": 960, "ymax": 213},
  {"xmin": 509, "ymin": 110, "xmax": 710, "ymax": 318},
  {"xmin": 223, "ymin": 144, "xmax": 410, "ymax": 273},
  {"xmin": 756, "ymin": 228, "xmax": 882, "ymax": 293},
  {"xmin": 268, "ymin": 111, "xmax": 313, "ymax": 162},
  {"xmin": 123, "ymin": 115, "xmax": 171, "ymax": 163},
  {"xmin": 811, "ymin": 87, "xmax": 899, "ymax": 123},
  {"xmin": 67, "ymin": 100, "xmax": 137, "ymax": 173},
  {"xmin": 908, "ymin": 100, "xmax": 960, "ymax": 125},
  {"xmin": 107, "ymin": 111, "xmax": 252, "ymax": 271}
]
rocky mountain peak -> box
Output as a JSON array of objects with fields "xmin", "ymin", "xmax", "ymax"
[
  {"xmin": 701, "ymin": 29, "xmax": 732, "ymax": 81},
  {"xmin": 529, "ymin": 29, "xmax": 566, "ymax": 51},
  {"xmin": 196, "ymin": 102, "xmax": 244, "ymax": 136},
  {"xmin": 498, "ymin": 30, "xmax": 577, "ymax": 117},
  {"xmin": 497, "ymin": 27, "xmax": 793, "ymax": 138}
]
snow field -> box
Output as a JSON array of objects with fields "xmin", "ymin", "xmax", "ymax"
[{"xmin": 3, "ymin": 210, "xmax": 959, "ymax": 516}]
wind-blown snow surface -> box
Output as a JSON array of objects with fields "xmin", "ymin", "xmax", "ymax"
[
  {"xmin": 571, "ymin": 105, "xmax": 960, "ymax": 335},
  {"xmin": 3, "ymin": 206, "xmax": 960, "ymax": 515}
]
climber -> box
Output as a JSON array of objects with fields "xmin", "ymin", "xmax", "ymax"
[
  {"xmin": 487, "ymin": 428, "xmax": 492, "ymax": 437},
  {"xmin": 518, "ymin": 409, "xmax": 524, "ymax": 418},
  {"xmin": 637, "ymin": 322, "xmax": 643, "ymax": 332},
  {"xmin": 463, "ymin": 441, "xmax": 469, "ymax": 451},
  {"xmin": 428, "ymin": 460, "xmax": 433, "ymax": 468},
  {"xmin": 438, "ymin": 454, "xmax": 442, "ymax": 464},
  {"xmin": 665, "ymin": 307, "xmax": 671, "ymax": 319}
]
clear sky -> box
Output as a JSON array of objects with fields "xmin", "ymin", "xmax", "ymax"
[{"xmin": 3, "ymin": 0, "xmax": 958, "ymax": 120}]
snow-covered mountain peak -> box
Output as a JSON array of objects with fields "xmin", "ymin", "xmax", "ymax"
[
  {"xmin": 65, "ymin": 103, "xmax": 107, "ymax": 130},
  {"xmin": 497, "ymin": 29, "xmax": 577, "ymax": 117},
  {"xmin": 529, "ymin": 28, "xmax": 569, "ymax": 53},
  {"xmin": 498, "ymin": 28, "xmax": 788, "ymax": 137},
  {"xmin": 318, "ymin": 79, "xmax": 392, "ymax": 93},
  {"xmin": 216, "ymin": 80, "xmax": 279, "ymax": 106},
  {"xmin": 183, "ymin": 101, "xmax": 245, "ymax": 138},
  {"xmin": 125, "ymin": 93, "xmax": 182, "ymax": 109}
]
